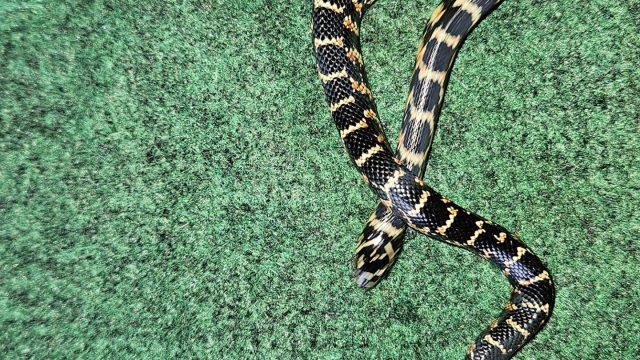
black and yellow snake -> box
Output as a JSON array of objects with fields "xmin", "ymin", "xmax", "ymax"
[{"xmin": 312, "ymin": 0, "xmax": 556, "ymax": 358}]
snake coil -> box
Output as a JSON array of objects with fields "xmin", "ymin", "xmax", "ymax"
[{"xmin": 312, "ymin": 0, "xmax": 555, "ymax": 358}]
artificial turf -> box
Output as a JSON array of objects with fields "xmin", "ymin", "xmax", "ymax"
[{"xmin": 1, "ymin": 0, "xmax": 639, "ymax": 358}]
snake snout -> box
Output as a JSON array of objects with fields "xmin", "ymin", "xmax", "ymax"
[{"xmin": 354, "ymin": 270, "xmax": 376, "ymax": 288}]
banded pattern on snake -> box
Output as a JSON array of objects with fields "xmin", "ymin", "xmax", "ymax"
[
  {"xmin": 312, "ymin": 0, "xmax": 555, "ymax": 359},
  {"xmin": 355, "ymin": 0, "xmax": 503, "ymax": 288}
]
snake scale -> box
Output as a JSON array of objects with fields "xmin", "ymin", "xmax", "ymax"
[{"xmin": 312, "ymin": 0, "xmax": 555, "ymax": 358}]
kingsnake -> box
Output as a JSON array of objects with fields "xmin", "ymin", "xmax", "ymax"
[{"xmin": 312, "ymin": 0, "xmax": 556, "ymax": 359}]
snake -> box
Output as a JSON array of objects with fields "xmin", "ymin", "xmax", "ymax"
[
  {"xmin": 312, "ymin": 0, "xmax": 556, "ymax": 359},
  {"xmin": 353, "ymin": 0, "xmax": 477, "ymax": 288}
]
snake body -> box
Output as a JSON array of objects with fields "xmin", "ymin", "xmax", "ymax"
[
  {"xmin": 312, "ymin": 0, "xmax": 555, "ymax": 358},
  {"xmin": 354, "ymin": 0, "xmax": 504, "ymax": 288}
]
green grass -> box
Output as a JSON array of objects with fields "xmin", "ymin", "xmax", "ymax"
[{"xmin": 1, "ymin": 0, "xmax": 639, "ymax": 358}]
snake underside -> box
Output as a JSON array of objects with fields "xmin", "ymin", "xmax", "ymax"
[{"xmin": 312, "ymin": 0, "xmax": 555, "ymax": 359}]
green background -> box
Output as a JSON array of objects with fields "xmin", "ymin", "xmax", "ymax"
[{"xmin": 2, "ymin": 0, "xmax": 638, "ymax": 358}]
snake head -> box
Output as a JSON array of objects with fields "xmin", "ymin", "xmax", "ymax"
[{"xmin": 353, "ymin": 203, "xmax": 406, "ymax": 288}]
